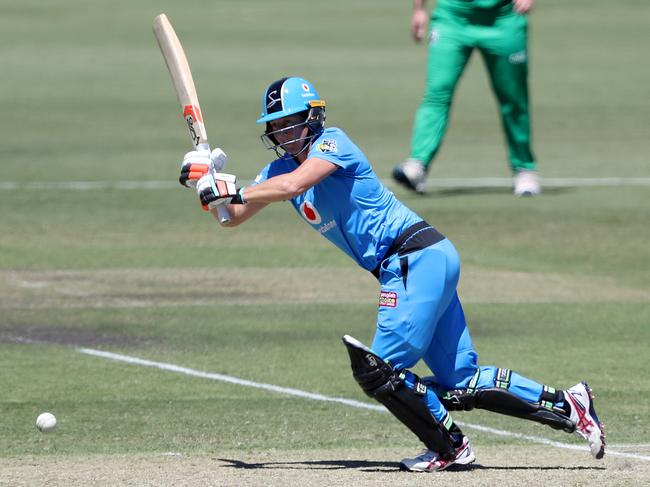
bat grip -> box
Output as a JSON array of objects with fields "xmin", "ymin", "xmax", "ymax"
[
  {"xmin": 216, "ymin": 204, "xmax": 231, "ymax": 224},
  {"xmin": 196, "ymin": 143, "xmax": 231, "ymax": 224}
]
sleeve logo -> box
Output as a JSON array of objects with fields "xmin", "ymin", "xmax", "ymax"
[{"xmin": 316, "ymin": 139, "xmax": 337, "ymax": 153}]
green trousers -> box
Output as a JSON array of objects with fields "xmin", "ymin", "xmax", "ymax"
[{"xmin": 410, "ymin": 5, "xmax": 536, "ymax": 173}]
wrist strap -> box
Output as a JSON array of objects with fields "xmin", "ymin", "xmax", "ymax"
[{"xmin": 231, "ymin": 186, "xmax": 247, "ymax": 205}]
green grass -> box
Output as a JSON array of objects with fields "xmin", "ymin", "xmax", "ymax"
[{"xmin": 1, "ymin": 0, "xmax": 649, "ymax": 461}]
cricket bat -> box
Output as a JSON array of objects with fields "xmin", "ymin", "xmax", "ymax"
[{"xmin": 152, "ymin": 13, "xmax": 230, "ymax": 223}]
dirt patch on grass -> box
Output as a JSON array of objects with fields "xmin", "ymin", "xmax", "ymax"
[
  {"xmin": 0, "ymin": 267, "xmax": 647, "ymax": 311},
  {"xmin": 2, "ymin": 446, "xmax": 648, "ymax": 487},
  {"xmin": 0, "ymin": 324, "xmax": 155, "ymax": 347}
]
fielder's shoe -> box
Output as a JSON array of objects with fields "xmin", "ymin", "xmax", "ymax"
[
  {"xmin": 565, "ymin": 382, "xmax": 606, "ymax": 459},
  {"xmin": 393, "ymin": 160, "xmax": 427, "ymax": 194},
  {"xmin": 399, "ymin": 436, "xmax": 475, "ymax": 472},
  {"xmin": 513, "ymin": 169, "xmax": 541, "ymax": 196}
]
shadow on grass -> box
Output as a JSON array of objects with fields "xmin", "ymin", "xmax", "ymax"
[
  {"xmin": 218, "ymin": 458, "xmax": 605, "ymax": 472},
  {"xmin": 218, "ymin": 458, "xmax": 399, "ymax": 472}
]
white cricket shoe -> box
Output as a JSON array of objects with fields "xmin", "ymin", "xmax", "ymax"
[
  {"xmin": 393, "ymin": 160, "xmax": 427, "ymax": 194},
  {"xmin": 513, "ymin": 169, "xmax": 541, "ymax": 196},
  {"xmin": 399, "ymin": 436, "xmax": 475, "ymax": 472},
  {"xmin": 565, "ymin": 382, "xmax": 606, "ymax": 459}
]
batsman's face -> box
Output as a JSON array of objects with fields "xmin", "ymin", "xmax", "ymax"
[{"xmin": 269, "ymin": 114, "xmax": 308, "ymax": 152}]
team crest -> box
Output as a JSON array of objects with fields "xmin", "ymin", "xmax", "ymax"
[
  {"xmin": 316, "ymin": 139, "xmax": 337, "ymax": 153},
  {"xmin": 300, "ymin": 201, "xmax": 322, "ymax": 224}
]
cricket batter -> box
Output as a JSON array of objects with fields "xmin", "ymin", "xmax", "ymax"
[
  {"xmin": 393, "ymin": 0, "xmax": 541, "ymax": 196},
  {"xmin": 180, "ymin": 77, "xmax": 604, "ymax": 471}
]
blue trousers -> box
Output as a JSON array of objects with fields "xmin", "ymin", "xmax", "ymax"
[{"xmin": 372, "ymin": 238, "xmax": 543, "ymax": 422}]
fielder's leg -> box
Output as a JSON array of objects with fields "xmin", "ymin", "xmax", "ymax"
[
  {"xmin": 478, "ymin": 10, "xmax": 539, "ymax": 195},
  {"xmin": 393, "ymin": 8, "xmax": 473, "ymax": 193}
]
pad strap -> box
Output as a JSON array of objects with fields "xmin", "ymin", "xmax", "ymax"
[{"xmin": 438, "ymin": 373, "xmax": 575, "ymax": 433}]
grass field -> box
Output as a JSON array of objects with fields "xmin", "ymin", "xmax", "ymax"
[{"xmin": 1, "ymin": 0, "xmax": 649, "ymax": 485}]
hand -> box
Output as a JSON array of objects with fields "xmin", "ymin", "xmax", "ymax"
[
  {"xmin": 179, "ymin": 148, "xmax": 228, "ymax": 188},
  {"xmin": 196, "ymin": 169, "xmax": 238, "ymax": 210},
  {"xmin": 411, "ymin": 8, "xmax": 429, "ymax": 43},
  {"xmin": 513, "ymin": 0, "xmax": 534, "ymax": 14}
]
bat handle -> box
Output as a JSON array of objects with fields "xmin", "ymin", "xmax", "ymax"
[
  {"xmin": 216, "ymin": 204, "xmax": 231, "ymax": 224},
  {"xmin": 196, "ymin": 143, "xmax": 231, "ymax": 224}
]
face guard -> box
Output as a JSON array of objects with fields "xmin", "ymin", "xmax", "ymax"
[
  {"xmin": 260, "ymin": 101, "xmax": 326, "ymax": 158},
  {"xmin": 257, "ymin": 77, "xmax": 326, "ymax": 158}
]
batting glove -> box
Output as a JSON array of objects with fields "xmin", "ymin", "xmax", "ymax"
[
  {"xmin": 179, "ymin": 148, "xmax": 228, "ymax": 188},
  {"xmin": 196, "ymin": 169, "xmax": 238, "ymax": 210}
]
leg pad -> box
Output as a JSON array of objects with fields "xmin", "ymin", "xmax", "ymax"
[
  {"xmin": 441, "ymin": 387, "xmax": 575, "ymax": 433},
  {"xmin": 342, "ymin": 335, "xmax": 456, "ymax": 457}
]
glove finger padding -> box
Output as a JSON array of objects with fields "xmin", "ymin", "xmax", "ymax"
[
  {"xmin": 179, "ymin": 163, "xmax": 210, "ymax": 188},
  {"xmin": 197, "ymin": 170, "xmax": 238, "ymax": 210},
  {"xmin": 179, "ymin": 148, "xmax": 228, "ymax": 188},
  {"xmin": 179, "ymin": 149, "xmax": 212, "ymax": 188}
]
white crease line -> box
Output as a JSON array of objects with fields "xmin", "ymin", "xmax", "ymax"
[
  {"xmin": 78, "ymin": 347, "xmax": 650, "ymax": 463},
  {"xmin": 2, "ymin": 177, "xmax": 650, "ymax": 191},
  {"xmin": 78, "ymin": 347, "xmax": 383, "ymax": 412},
  {"xmin": 420, "ymin": 177, "xmax": 650, "ymax": 188},
  {"xmin": 607, "ymin": 443, "xmax": 650, "ymax": 449}
]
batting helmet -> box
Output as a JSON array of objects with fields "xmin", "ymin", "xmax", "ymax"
[
  {"xmin": 257, "ymin": 77, "xmax": 326, "ymax": 157},
  {"xmin": 257, "ymin": 77, "xmax": 325, "ymax": 124}
]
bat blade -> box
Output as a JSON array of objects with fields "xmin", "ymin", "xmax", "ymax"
[
  {"xmin": 153, "ymin": 13, "xmax": 230, "ymax": 222},
  {"xmin": 153, "ymin": 13, "xmax": 208, "ymax": 149}
]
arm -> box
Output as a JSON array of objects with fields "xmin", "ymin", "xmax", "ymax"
[
  {"xmin": 411, "ymin": 0, "xmax": 432, "ymax": 43},
  {"xmin": 215, "ymin": 157, "xmax": 339, "ymax": 227},
  {"xmin": 513, "ymin": 0, "xmax": 534, "ymax": 14}
]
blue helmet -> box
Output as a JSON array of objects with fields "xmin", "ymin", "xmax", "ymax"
[
  {"xmin": 257, "ymin": 77, "xmax": 327, "ymax": 157},
  {"xmin": 257, "ymin": 77, "xmax": 325, "ymax": 124}
]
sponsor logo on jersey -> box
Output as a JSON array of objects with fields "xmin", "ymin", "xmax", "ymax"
[
  {"xmin": 379, "ymin": 291, "xmax": 397, "ymax": 308},
  {"xmin": 317, "ymin": 219, "xmax": 337, "ymax": 234},
  {"xmin": 316, "ymin": 139, "xmax": 337, "ymax": 153},
  {"xmin": 300, "ymin": 201, "xmax": 322, "ymax": 224},
  {"xmin": 509, "ymin": 50, "xmax": 527, "ymax": 64}
]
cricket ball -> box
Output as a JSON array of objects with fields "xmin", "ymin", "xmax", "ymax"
[{"xmin": 36, "ymin": 412, "xmax": 57, "ymax": 433}]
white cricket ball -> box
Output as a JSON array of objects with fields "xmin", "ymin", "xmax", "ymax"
[{"xmin": 36, "ymin": 412, "xmax": 57, "ymax": 433}]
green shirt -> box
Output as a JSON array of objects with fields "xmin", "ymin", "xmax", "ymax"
[{"xmin": 437, "ymin": 0, "xmax": 511, "ymax": 12}]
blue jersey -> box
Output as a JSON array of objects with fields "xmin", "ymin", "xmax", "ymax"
[{"xmin": 252, "ymin": 127, "xmax": 422, "ymax": 271}]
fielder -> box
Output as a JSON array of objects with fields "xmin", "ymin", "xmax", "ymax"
[
  {"xmin": 393, "ymin": 0, "xmax": 540, "ymax": 196},
  {"xmin": 180, "ymin": 77, "xmax": 604, "ymax": 471}
]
